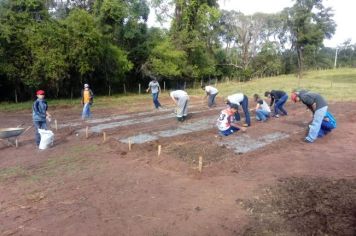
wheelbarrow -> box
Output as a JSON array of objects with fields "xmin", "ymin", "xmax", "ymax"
[{"xmin": 0, "ymin": 126, "xmax": 32, "ymax": 148}]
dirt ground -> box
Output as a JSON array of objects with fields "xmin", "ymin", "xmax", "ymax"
[{"xmin": 0, "ymin": 96, "xmax": 355, "ymax": 236}]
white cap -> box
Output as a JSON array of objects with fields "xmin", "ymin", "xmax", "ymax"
[{"xmin": 84, "ymin": 84, "xmax": 89, "ymax": 88}]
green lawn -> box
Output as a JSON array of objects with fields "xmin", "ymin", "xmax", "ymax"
[
  {"xmin": 187, "ymin": 68, "xmax": 356, "ymax": 102},
  {"xmin": 1, "ymin": 68, "xmax": 355, "ymax": 112}
]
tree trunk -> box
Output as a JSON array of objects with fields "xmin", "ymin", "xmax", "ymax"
[
  {"xmin": 297, "ymin": 47, "xmax": 304, "ymax": 79},
  {"xmin": 14, "ymin": 88, "xmax": 18, "ymax": 103}
]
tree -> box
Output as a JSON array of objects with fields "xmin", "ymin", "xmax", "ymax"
[
  {"xmin": 63, "ymin": 9, "xmax": 102, "ymax": 86},
  {"xmin": 151, "ymin": 0, "xmax": 220, "ymax": 80},
  {"xmin": 145, "ymin": 37, "xmax": 187, "ymax": 78},
  {"xmin": 0, "ymin": 0, "xmax": 51, "ymax": 101},
  {"xmin": 281, "ymin": 0, "xmax": 336, "ymax": 78}
]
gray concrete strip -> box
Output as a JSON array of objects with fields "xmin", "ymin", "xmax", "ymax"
[
  {"xmin": 217, "ymin": 132, "xmax": 289, "ymax": 154},
  {"xmin": 82, "ymin": 106, "xmax": 223, "ymax": 133},
  {"xmin": 119, "ymin": 117, "xmax": 217, "ymax": 144},
  {"xmin": 57, "ymin": 103, "xmax": 210, "ymax": 129}
]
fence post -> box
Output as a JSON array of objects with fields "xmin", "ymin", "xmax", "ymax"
[
  {"xmin": 139, "ymin": 83, "xmax": 141, "ymax": 94},
  {"xmin": 163, "ymin": 81, "xmax": 166, "ymax": 91},
  {"xmin": 123, "ymin": 84, "xmax": 127, "ymax": 94}
]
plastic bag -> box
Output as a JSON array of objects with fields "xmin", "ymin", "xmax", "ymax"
[{"xmin": 38, "ymin": 129, "xmax": 54, "ymax": 150}]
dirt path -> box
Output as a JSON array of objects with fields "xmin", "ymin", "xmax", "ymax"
[{"xmin": 0, "ymin": 98, "xmax": 355, "ymax": 235}]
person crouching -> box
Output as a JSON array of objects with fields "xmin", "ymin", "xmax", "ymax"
[
  {"xmin": 253, "ymin": 94, "xmax": 271, "ymax": 122},
  {"xmin": 216, "ymin": 104, "xmax": 247, "ymax": 136},
  {"xmin": 291, "ymin": 91, "xmax": 332, "ymax": 143}
]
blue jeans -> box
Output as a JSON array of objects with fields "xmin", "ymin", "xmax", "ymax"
[
  {"xmin": 34, "ymin": 120, "xmax": 47, "ymax": 145},
  {"xmin": 82, "ymin": 103, "xmax": 91, "ymax": 119},
  {"xmin": 306, "ymin": 106, "xmax": 328, "ymax": 142},
  {"xmin": 234, "ymin": 95, "xmax": 251, "ymax": 126},
  {"xmin": 255, "ymin": 109, "xmax": 270, "ymax": 121},
  {"xmin": 220, "ymin": 126, "xmax": 239, "ymax": 136},
  {"xmin": 208, "ymin": 93, "xmax": 218, "ymax": 107},
  {"xmin": 152, "ymin": 92, "xmax": 161, "ymax": 108},
  {"xmin": 274, "ymin": 94, "xmax": 288, "ymax": 115}
]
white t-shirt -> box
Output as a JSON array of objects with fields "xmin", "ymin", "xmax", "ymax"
[
  {"xmin": 227, "ymin": 93, "xmax": 244, "ymax": 105},
  {"xmin": 205, "ymin": 86, "xmax": 218, "ymax": 95},
  {"xmin": 257, "ymin": 99, "xmax": 271, "ymax": 112},
  {"xmin": 170, "ymin": 90, "xmax": 188, "ymax": 100},
  {"xmin": 216, "ymin": 108, "xmax": 234, "ymax": 131},
  {"xmin": 148, "ymin": 81, "xmax": 160, "ymax": 94}
]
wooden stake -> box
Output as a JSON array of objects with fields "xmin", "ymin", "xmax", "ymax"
[
  {"xmin": 86, "ymin": 126, "xmax": 89, "ymax": 139},
  {"xmin": 55, "ymin": 119, "xmax": 58, "ymax": 131},
  {"xmin": 198, "ymin": 156, "xmax": 203, "ymax": 173},
  {"xmin": 158, "ymin": 145, "xmax": 161, "ymax": 156},
  {"xmin": 103, "ymin": 132, "xmax": 107, "ymax": 142},
  {"xmin": 128, "ymin": 139, "xmax": 132, "ymax": 151},
  {"xmin": 15, "ymin": 139, "xmax": 18, "ymax": 148},
  {"xmin": 163, "ymin": 81, "xmax": 166, "ymax": 91},
  {"xmin": 139, "ymin": 83, "xmax": 141, "ymax": 94}
]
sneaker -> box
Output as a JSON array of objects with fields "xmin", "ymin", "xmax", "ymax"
[
  {"xmin": 304, "ymin": 138, "xmax": 313, "ymax": 143},
  {"xmin": 274, "ymin": 114, "xmax": 280, "ymax": 118},
  {"xmin": 242, "ymin": 124, "xmax": 249, "ymax": 127}
]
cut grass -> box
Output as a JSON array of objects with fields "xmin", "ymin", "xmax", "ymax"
[
  {"xmin": 0, "ymin": 68, "xmax": 355, "ymax": 112},
  {"xmin": 0, "ymin": 144, "xmax": 98, "ymax": 182}
]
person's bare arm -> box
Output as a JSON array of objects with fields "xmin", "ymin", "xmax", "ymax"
[{"xmin": 170, "ymin": 95, "xmax": 177, "ymax": 104}]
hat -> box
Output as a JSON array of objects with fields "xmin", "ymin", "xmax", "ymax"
[
  {"xmin": 291, "ymin": 92, "xmax": 298, "ymax": 102},
  {"xmin": 36, "ymin": 90, "xmax": 45, "ymax": 95},
  {"xmin": 84, "ymin": 84, "xmax": 89, "ymax": 88}
]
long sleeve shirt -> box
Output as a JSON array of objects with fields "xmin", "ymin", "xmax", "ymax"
[
  {"xmin": 269, "ymin": 90, "xmax": 286, "ymax": 106},
  {"xmin": 32, "ymin": 99, "xmax": 48, "ymax": 122}
]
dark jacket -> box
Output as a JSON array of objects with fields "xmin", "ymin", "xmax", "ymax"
[
  {"xmin": 32, "ymin": 99, "xmax": 48, "ymax": 122},
  {"xmin": 269, "ymin": 90, "xmax": 286, "ymax": 106}
]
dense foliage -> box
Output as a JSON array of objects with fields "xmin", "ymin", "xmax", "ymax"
[{"xmin": 0, "ymin": 0, "xmax": 354, "ymax": 101}]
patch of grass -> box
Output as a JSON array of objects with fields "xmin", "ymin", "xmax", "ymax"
[
  {"xmin": 0, "ymin": 166, "xmax": 28, "ymax": 181},
  {"xmin": 1, "ymin": 69, "xmax": 355, "ymax": 112},
  {"xmin": 188, "ymin": 68, "xmax": 356, "ymax": 102},
  {"xmin": 0, "ymin": 144, "xmax": 98, "ymax": 182}
]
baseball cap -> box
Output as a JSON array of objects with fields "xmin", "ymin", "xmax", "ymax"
[
  {"xmin": 291, "ymin": 92, "xmax": 298, "ymax": 102},
  {"xmin": 84, "ymin": 84, "xmax": 89, "ymax": 88},
  {"xmin": 36, "ymin": 90, "xmax": 45, "ymax": 95}
]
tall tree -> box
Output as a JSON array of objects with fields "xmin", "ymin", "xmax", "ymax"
[
  {"xmin": 281, "ymin": 0, "xmax": 336, "ymax": 78},
  {"xmin": 152, "ymin": 0, "xmax": 220, "ymax": 80}
]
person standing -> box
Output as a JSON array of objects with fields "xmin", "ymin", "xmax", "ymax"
[
  {"xmin": 170, "ymin": 90, "xmax": 189, "ymax": 122},
  {"xmin": 32, "ymin": 90, "xmax": 51, "ymax": 146},
  {"xmin": 264, "ymin": 90, "xmax": 288, "ymax": 117},
  {"xmin": 146, "ymin": 77, "xmax": 162, "ymax": 109},
  {"xmin": 216, "ymin": 104, "xmax": 247, "ymax": 136},
  {"xmin": 226, "ymin": 93, "xmax": 251, "ymax": 127},
  {"xmin": 291, "ymin": 91, "xmax": 329, "ymax": 143},
  {"xmin": 253, "ymin": 94, "xmax": 271, "ymax": 122},
  {"xmin": 81, "ymin": 84, "xmax": 94, "ymax": 120},
  {"xmin": 202, "ymin": 85, "xmax": 218, "ymax": 108}
]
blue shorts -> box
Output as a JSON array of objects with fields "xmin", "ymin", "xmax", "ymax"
[{"xmin": 220, "ymin": 126, "xmax": 240, "ymax": 136}]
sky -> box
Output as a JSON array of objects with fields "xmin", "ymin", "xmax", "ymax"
[{"xmin": 148, "ymin": 0, "xmax": 356, "ymax": 48}]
